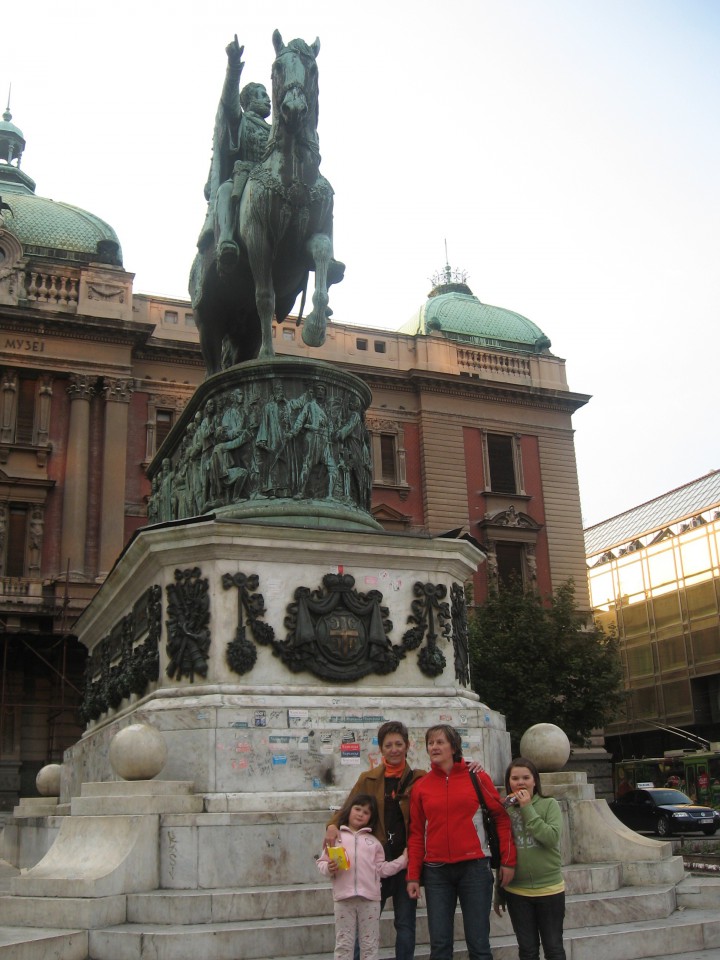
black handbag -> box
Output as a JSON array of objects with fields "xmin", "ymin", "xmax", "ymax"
[{"xmin": 469, "ymin": 770, "xmax": 501, "ymax": 869}]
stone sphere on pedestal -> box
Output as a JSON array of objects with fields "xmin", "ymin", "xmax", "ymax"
[
  {"xmin": 519, "ymin": 723, "xmax": 571, "ymax": 772},
  {"xmin": 35, "ymin": 763, "xmax": 62, "ymax": 797},
  {"xmin": 109, "ymin": 723, "xmax": 168, "ymax": 780}
]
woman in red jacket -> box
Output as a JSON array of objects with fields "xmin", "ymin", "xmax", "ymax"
[{"xmin": 407, "ymin": 724, "xmax": 516, "ymax": 960}]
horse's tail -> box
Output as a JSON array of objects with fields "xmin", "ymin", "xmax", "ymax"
[{"xmin": 296, "ymin": 271, "xmax": 310, "ymax": 326}]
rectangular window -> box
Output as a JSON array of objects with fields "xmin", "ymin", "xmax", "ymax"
[
  {"xmin": 487, "ymin": 433, "xmax": 517, "ymax": 494},
  {"xmin": 15, "ymin": 378, "xmax": 36, "ymax": 444},
  {"xmin": 164, "ymin": 310, "xmax": 178, "ymax": 325},
  {"xmin": 156, "ymin": 410, "xmax": 174, "ymax": 450},
  {"xmin": 282, "ymin": 328, "xmax": 295, "ymax": 341},
  {"xmin": 6, "ymin": 505, "xmax": 28, "ymax": 577},
  {"xmin": 184, "ymin": 313, "xmax": 195, "ymax": 327},
  {"xmin": 374, "ymin": 341, "xmax": 386, "ymax": 354},
  {"xmin": 356, "ymin": 339, "xmax": 368, "ymax": 351},
  {"xmin": 495, "ymin": 542, "xmax": 525, "ymax": 589},
  {"xmin": 380, "ymin": 434, "xmax": 396, "ymax": 483}
]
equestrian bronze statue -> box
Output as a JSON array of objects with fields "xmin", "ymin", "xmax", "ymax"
[{"xmin": 190, "ymin": 30, "xmax": 344, "ymax": 375}]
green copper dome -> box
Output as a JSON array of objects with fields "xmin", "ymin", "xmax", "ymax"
[
  {"xmin": 0, "ymin": 182, "xmax": 122, "ymax": 265},
  {"xmin": 400, "ymin": 270, "xmax": 551, "ymax": 354},
  {"xmin": 0, "ymin": 109, "xmax": 122, "ymax": 266}
]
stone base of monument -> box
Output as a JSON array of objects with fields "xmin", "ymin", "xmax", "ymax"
[{"xmin": 62, "ymin": 518, "xmax": 507, "ymax": 804}]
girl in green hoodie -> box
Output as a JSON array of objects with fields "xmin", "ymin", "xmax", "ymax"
[{"xmin": 501, "ymin": 757, "xmax": 566, "ymax": 960}]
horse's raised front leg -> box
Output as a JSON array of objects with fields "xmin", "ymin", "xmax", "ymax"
[{"xmin": 302, "ymin": 233, "xmax": 333, "ymax": 348}]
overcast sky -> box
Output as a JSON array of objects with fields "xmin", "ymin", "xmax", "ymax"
[{"xmin": 3, "ymin": 0, "xmax": 718, "ymax": 529}]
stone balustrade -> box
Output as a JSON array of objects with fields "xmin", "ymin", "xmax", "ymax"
[
  {"xmin": 456, "ymin": 346, "xmax": 532, "ymax": 378},
  {"xmin": 0, "ymin": 577, "xmax": 43, "ymax": 599},
  {"xmin": 24, "ymin": 270, "xmax": 79, "ymax": 308}
]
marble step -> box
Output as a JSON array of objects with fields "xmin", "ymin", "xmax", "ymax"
[
  {"xmin": 88, "ymin": 886, "xmax": 683, "ymax": 960},
  {"xmin": 121, "ymin": 860, "xmax": 626, "ymax": 927},
  {"xmin": 0, "ymin": 874, "xmax": 676, "ymax": 934},
  {"xmin": 122, "ymin": 882, "xmax": 675, "ymax": 930},
  {"xmin": 645, "ymin": 952, "xmax": 720, "ymax": 960},
  {"xmin": 0, "ymin": 925, "xmax": 87, "ymax": 960},
  {"xmin": 87, "ymin": 909, "xmax": 720, "ymax": 960}
]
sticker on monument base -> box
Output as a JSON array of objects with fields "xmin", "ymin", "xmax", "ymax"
[
  {"xmin": 272, "ymin": 755, "xmax": 288, "ymax": 765},
  {"xmin": 254, "ymin": 711, "xmax": 267, "ymax": 727},
  {"xmin": 288, "ymin": 709, "xmax": 309, "ymax": 727},
  {"xmin": 312, "ymin": 778, "xmax": 322, "ymax": 788},
  {"xmin": 341, "ymin": 743, "xmax": 361, "ymax": 764}
]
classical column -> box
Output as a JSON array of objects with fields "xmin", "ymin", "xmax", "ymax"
[
  {"xmin": 98, "ymin": 378, "xmax": 133, "ymax": 579},
  {"xmin": 60, "ymin": 375, "xmax": 95, "ymax": 579}
]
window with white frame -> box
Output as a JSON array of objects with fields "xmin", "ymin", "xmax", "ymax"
[{"xmin": 482, "ymin": 431, "xmax": 524, "ymax": 495}]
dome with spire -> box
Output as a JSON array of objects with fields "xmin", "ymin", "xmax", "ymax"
[
  {"xmin": 399, "ymin": 261, "xmax": 551, "ymax": 355},
  {"xmin": 0, "ymin": 101, "xmax": 123, "ymax": 267}
]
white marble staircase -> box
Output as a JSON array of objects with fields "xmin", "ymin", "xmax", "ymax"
[
  {"xmin": 2, "ymin": 771, "xmax": 720, "ymax": 960},
  {"xmin": 1, "ymin": 861, "xmax": 719, "ymax": 960}
]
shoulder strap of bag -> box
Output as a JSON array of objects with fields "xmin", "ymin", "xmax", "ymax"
[
  {"xmin": 396, "ymin": 766, "xmax": 415, "ymax": 798},
  {"xmin": 469, "ymin": 769, "xmax": 489, "ymax": 811},
  {"xmin": 470, "ymin": 768, "xmax": 501, "ymax": 868}
]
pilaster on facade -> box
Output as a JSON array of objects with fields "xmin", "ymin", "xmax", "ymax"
[
  {"xmin": 98, "ymin": 378, "xmax": 133, "ymax": 578},
  {"xmin": 0, "ymin": 369, "xmax": 17, "ymax": 444},
  {"xmin": 61, "ymin": 374, "xmax": 96, "ymax": 580}
]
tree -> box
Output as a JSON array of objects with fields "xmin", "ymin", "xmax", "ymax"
[{"xmin": 468, "ymin": 580, "xmax": 623, "ymax": 752}]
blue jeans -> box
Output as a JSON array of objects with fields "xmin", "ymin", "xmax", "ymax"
[
  {"xmin": 353, "ymin": 869, "xmax": 417, "ymax": 960},
  {"xmin": 505, "ymin": 890, "xmax": 566, "ymax": 960},
  {"xmin": 422, "ymin": 859, "xmax": 493, "ymax": 960}
]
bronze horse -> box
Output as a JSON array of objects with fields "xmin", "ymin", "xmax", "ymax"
[{"xmin": 189, "ymin": 31, "xmax": 344, "ymax": 375}]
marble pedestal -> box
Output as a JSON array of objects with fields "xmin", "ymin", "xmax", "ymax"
[{"xmin": 63, "ymin": 518, "xmax": 509, "ymax": 809}]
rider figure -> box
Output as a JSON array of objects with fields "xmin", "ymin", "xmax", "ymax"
[{"xmin": 198, "ymin": 36, "xmax": 271, "ymax": 273}]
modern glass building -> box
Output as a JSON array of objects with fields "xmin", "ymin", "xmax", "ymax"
[{"xmin": 586, "ymin": 471, "xmax": 720, "ymax": 759}]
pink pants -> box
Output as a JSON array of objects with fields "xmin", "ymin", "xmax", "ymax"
[{"xmin": 333, "ymin": 896, "xmax": 382, "ymax": 960}]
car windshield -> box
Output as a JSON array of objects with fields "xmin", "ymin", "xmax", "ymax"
[{"xmin": 649, "ymin": 790, "xmax": 692, "ymax": 805}]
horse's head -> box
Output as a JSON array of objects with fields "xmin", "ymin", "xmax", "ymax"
[{"xmin": 271, "ymin": 29, "xmax": 320, "ymax": 133}]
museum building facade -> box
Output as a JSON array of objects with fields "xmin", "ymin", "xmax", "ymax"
[{"xmin": 0, "ymin": 110, "xmax": 590, "ymax": 809}]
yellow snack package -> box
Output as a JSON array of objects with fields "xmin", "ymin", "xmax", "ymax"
[{"xmin": 327, "ymin": 845, "xmax": 350, "ymax": 870}]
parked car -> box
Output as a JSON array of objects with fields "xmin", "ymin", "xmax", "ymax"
[{"xmin": 609, "ymin": 788, "xmax": 720, "ymax": 837}]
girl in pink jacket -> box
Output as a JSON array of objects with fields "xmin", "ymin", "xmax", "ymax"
[{"xmin": 318, "ymin": 793, "xmax": 408, "ymax": 960}]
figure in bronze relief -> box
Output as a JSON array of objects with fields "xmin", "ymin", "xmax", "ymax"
[{"xmin": 292, "ymin": 383, "xmax": 337, "ymax": 500}]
